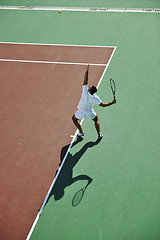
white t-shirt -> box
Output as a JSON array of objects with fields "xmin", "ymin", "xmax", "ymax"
[{"xmin": 77, "ymin": 85, "xmax": 102, "ymax": 113}]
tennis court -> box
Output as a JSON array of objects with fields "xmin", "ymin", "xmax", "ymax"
[{"xmin": 0, "ymin": 1, "xmax": 160, "ymax": 240}]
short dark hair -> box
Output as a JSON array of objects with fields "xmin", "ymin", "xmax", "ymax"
[{"xmin": 90, "ymin": 85, "xmax": 97, "ymax": 95}]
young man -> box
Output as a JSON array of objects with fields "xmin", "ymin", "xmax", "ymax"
[{"xmin": 72, "ymin": 65, "xmax": 116, "ymax": 138}]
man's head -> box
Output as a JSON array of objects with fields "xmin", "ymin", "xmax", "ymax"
[{"xmin": 89, "ymin": 85, "xmax": 97, "ymax": 95}]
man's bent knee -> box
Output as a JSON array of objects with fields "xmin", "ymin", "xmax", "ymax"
[
  {"xmin": 92, "ymin": 115, "xmax": 98, "ymax": 122},
  {"xmin": 72, "ymin": 114, "xmax": 78, "ymax": 122},
  {"xmin": 72, "ymin": 115, "xmax": 76, "ymax": 121}
]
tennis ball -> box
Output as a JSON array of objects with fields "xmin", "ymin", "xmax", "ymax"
[{"xmin": 58, "ymin": 10, "xmax": 61, "ymax": 14}]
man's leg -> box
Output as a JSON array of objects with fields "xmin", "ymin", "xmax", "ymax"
[
  {"xmin": 72, "ymin": 115, "xmax": 84, "ymax": 134},
  {"xmin": 92, "ymin": 115, "xmax": 101, "ymax": 136}
]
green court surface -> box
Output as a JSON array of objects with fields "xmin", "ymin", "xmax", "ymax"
[{"xmin": 0, "ymin": 1, "xmax": 160, "ymax": 240}]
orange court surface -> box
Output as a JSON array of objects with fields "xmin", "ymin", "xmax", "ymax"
[{"xmin": 0, "ymin": 42, "xmax": 115, "ymax": 240}]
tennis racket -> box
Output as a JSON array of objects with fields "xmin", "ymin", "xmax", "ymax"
[
  {"xmin": 110, "ymin": 78, "xmax": 116, "ymax": 99},
  {"xmin": 72, "ymin": 182, "xmax": 90, "ymax": 207}
]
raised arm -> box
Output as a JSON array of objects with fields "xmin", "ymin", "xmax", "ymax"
[
  {"xmin": 83, "ymin": 64, "xmax": 90, "ymax": 85},
  {"xmin": 99, "ymin": 98, "xmax": 116, "ymax": 107}
]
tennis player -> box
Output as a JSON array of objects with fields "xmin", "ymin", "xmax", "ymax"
[{"xmin": 72, "ymin": 65, "xmax": 116, "ymax": 138}]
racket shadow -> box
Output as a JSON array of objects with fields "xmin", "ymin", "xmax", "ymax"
[{"xmin": 47, "ymin": 137, "xmax": 102, "ymax": 204}]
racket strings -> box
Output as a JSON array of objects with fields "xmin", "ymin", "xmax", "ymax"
[{"xmin": 110, "ymin": 79, "xmax": 116, "ymax": 95}]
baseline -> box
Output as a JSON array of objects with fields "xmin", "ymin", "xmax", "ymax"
[{"xmin": 0, "ymin": 5, "xmax": 160, "ymax": 13}]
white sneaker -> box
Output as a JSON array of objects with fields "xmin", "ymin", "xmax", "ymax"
[
  {"xmin": 77, "ymin": 132, "xmax": 84, "ymax": 137},
  {"xmin": 98, "ymin": 133, "xmax": 103, "ymax": 138}
]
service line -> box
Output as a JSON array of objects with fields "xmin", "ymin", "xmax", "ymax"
[{"xmin": 0, "ymin": 58, "xmax": 106, "ymax": 66}]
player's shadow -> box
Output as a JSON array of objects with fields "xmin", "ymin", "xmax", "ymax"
[{"xmin": 48, "ymin": 136, "xmax": 102, "ymax": 202}]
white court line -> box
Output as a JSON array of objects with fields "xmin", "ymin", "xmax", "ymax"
[
  {"xmin": 0, "ymin": 42, "xmax": 116, "ymax": 67},
  {"xmin": 0, "ymin": 41, "xmax": 116, "ymax": 48},
  {"xmin": 0, "ymin": 42, "xmax": 115, "ymax": 66},
  {"xmin": 26, "ymin": 45, "xmax": 117, "ymax": 240},
  {"xmin": 0, "ymin": 5, "xmax": 160, "ymax": 13},
  {"xmin": 0, "ymin": 58, "xmax": 107, "ymax": 66},
  {"xmin": 97, "ymin": 46, "xmax": 116, "ymax": 89}
]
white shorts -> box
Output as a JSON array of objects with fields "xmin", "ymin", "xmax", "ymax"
[{"xmin": 75, "ymin": 109, "xmax": 96, "ymax": 120}]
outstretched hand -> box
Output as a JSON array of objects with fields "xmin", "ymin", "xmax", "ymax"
[
  {"xmin": 112, "ymin": 98, "xmax": 116, "ymax": 104},
  {"xmin": 83, "ymin": 64, "xmax": 89, "ymax": 85},
  {"xmin": 86, "ymin": 64, "xmax": 90, "ymax": 71}
]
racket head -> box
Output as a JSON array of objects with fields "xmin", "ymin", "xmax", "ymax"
[
  {"xmin": 110, "ymin": 78, "xmax": 116, "ymax": 98},
  {"xmin": 72, "ymin": 181, "xmax": 91, "ymax": 207},
  {"xmin": 72, "ymin": 189, "xmax": 84, "ymax": 206}
]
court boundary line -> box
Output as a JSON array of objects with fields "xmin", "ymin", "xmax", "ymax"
[
  {"xmin": 4, "ymin": 43, "xmax": 116, "ymax": 240},
  {"xmin": 0, "ymin": 41, "xmax": 116, "ymax": 48},
  {"xmin": 0, "ymin": 5, "xmax": 160, "ymax": 13},
  {"xmin": 97, "ymin": 47, "xmax": 116, "ymax": 89}
]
